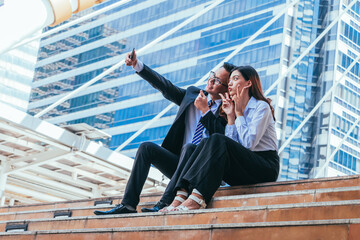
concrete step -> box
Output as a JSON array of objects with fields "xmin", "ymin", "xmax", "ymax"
[
  {"xmin": 1, "ymin": 175, "xmax": 359, "ymax": 214},
  {"xmin": 1, "ymin": 186, "xmax": 359, "ymax": 222},
  {"xmin": 213, "ymin": 175, "xmax": 360, "ymax": 197},
  {"xmin": 1, "ymin": 200, "xmax": 359, "ymax": 232},
  {"xmin": 0, "ymin": 193, "xmax": 163, "ymax": 214},
  {"xmin": 0, "ymin": 218, "xmax": 359, "ymax": 239},
  {"xmin": 210, "ymin": 185, "xmax": 360, "ymax": 208}
]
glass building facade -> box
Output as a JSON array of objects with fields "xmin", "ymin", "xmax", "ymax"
[
  {"xmin": 0, "ymin": 1, "xmax": 40, "ymax": 112},
  {"xmin": 0, "ymin": 43, "xmax": 40, "ymax": 111},
  {"xmin": 321, "ymin": 0, "xmax": 360, "ymax": 177},
  {"xmin": 28, "ymin": 0, "xmax": 360, "ymax": 180}
]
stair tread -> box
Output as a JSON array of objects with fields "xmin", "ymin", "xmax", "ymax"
[
  {"xmin": 1, "ymin": 218, "xmax": 359, "ymax": 235},
  {"xmin": 1, "ymin": 175, "xmax": 360, "ymax": 238},
  {"xmin": 1, "ymin": 199, "xmax": 359, "ymax": 224},
  {"xmin": 1, "ymin": 174, "xmax": 359, "ymax": 212},
  {"xmin": 0, "ymin": 185, "xmax": 358, "ymax": 217}
]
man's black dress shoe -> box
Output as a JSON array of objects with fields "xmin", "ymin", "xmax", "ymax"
[
  {"xmin": 141, "ymin": 201, "xmax": 168, "ymax": 212},
  {"xmin": 94, "ymin": 204, "xmax": 136, "ymax": 215}
]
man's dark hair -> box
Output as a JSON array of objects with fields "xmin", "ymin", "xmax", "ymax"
[{"xmin": 222, "ymin": 62, "xmax": 236, "ymax": 73}]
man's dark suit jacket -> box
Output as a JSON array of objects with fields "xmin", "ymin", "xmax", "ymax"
[{"xmin": 137, "ymin": 64, "xmax": 227, "ymax": 155}]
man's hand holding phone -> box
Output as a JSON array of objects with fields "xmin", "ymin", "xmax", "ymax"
[{"xmin": 125, "ymin": 48, "xmax": 137, "ymax": 67}]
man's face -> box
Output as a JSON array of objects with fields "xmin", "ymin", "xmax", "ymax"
[{"xmin": 205, "ymin": 67, "xmax": 229, "ymax": 99}]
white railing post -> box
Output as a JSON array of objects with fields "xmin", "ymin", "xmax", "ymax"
[{"xmin": 0, "ymin": 160, "xmax": 9, "ymax": 206}]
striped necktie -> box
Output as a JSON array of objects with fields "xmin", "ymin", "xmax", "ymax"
[{"xmin": 192, "ymin": 100, "xmax": 215, "ymax": 145}]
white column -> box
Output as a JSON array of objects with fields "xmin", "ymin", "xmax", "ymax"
[
  {"xmin": 9, "ymin": 198, "xmax": 15, "ymax": 206},
  {"xmin": 92, "ymin": 186, "xmax": 101, "ymax": 198},
  {"xmin": 0, "ymin": 160, "xmax": 8, "ymax": 206}
]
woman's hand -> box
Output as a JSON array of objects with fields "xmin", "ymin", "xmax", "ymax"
[
  {"xmin": 219, "ymin": 93, "xmax": 235, "ymax": 125},
  {"xmin": 233, "ymin": 83, "xmax": 252, "ymax": 117},
  {"xmin": 194, "ymin": 90, "xmax": 209, "ymax": 114}
]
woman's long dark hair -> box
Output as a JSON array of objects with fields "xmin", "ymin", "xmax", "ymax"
[{"xmin": 231, "ymin": 66, "xmax": 276, "ymax": 120}]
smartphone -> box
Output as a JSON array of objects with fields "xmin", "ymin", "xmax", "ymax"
[{"xmin": 129, "ymin": 48, "xmax": 135, "ymax": 60}]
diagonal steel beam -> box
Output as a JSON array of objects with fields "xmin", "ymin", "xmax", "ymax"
[
  {"xmin": 6, "ymin": 151, "xmax": 73, "ymax": 175},
  {"xmin": 278, "ymin": 50, "xmax": 360, "ymax": 154},
  {"xmin": 35, "ymin": 0, "xmax": 225, "ymax": 118},
  {"xmin": 9, "ymin": 149, "xmax": 67, "ymax": 165},
  {"xmin": 0, "ymin": 122, "xmax": 70, "ymax": 152},
  {"xmin": 49, "ymin": 161, "xmax": 120, "ymax": 186},
  {"xmin": 0, "ymin": 144, "xmax": 27, "ymax": 157},
  {"xmin": 28, "ymin": 166, "xmax": 98, "ymax": 189},
  {"xmin": 265, "ymin": 0, "xmax": 358, "ymax": 96},
  {"xmin": 10, "ymin": 172, "xmax": 94, "ymax": 198},
  {"xmin": 4, "ymin": 0, "xmax": 131, "ymax": 54},
  {"xmin": 73, "ymin": 154, "xmax": 131, "ymax": 180},
  {"xmin": 0, "ymin": 132, "xmax": 46, "ymax": 152},
  {"xmin": 5, "ymin": 182, "xmax": 68, "ymax": 202},
  {"xmin": 115, "ymin": 0, "xmax": 301, "ymax": 151}
]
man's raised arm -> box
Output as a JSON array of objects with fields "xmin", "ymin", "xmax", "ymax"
[{"xmin": 125, "ymin": 50, "xmax": 186, "ymax": 106}]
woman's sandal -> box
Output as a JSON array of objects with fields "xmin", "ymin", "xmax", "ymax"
[
  {"xmin": 173, "ymin": 194, "xmax": 207, "ymax": 211},
  {"xmin": 160, "ymin": 191, "xmax": 188, "ymax": 212}
]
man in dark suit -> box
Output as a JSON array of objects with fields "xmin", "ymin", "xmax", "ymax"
[{"xmin": 94, "ymin": 50, "xmax": 235, "ymax": 215}]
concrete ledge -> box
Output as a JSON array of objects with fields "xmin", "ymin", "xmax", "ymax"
[
  {"xmin": 1, "ymin": 199, "xmax": 360, "ymax": 225},
  {"xmin": 1, "ymin": 185, "xmax": 359, "ymax": 217},
  {"xmin": 0, "ymin": 218, "xmax": 359, "ymax": 235},
  {"xmin": 213, "ymin": 185, "xmax": 360, "ymax": 201},
  {"xmin": 1, "ymin": 174, "xmax": 359, "ymax": 211}
]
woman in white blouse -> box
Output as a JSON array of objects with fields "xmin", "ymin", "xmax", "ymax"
[{"xmin": 160, "ymin": 65, "xmax": 279, "ymax": 212}]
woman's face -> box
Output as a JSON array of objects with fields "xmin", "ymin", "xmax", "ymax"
[{"xmin": 228, "ymin": 70, "xmax": 249, "ymax": 98}]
